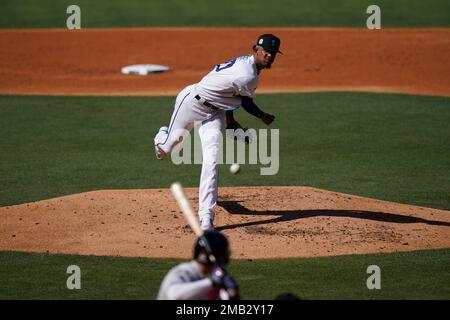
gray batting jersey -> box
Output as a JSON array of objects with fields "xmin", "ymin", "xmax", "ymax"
[
  {"xmin": 195, "ymin": 54, "xmax": 259, "ymax": 111},
  {"xmin": 157, "ymin": 260, "xmax": 213, "ymax": 300}
]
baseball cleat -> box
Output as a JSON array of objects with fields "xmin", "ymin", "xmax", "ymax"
[
  {"xmin": 154, "ymin": 127, "xmax": 168, "ymax": 160},
  {"xmin": 155, "ymin": 144, "xmax": 166, "ymax": 160}
]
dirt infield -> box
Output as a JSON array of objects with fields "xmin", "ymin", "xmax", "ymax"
[
  {"xmin": 1, "ymin": 28, "xmax": 449, "ymax": 96},
  {"xmin": 1, "ymin": 187, "xmax": 449, "ymax": 259}
]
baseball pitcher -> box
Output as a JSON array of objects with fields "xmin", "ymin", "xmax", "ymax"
[{"xmin": 154, "ymin": 34, "xmax": 282, "ymax": 231}]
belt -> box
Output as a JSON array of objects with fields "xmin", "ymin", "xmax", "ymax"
[{"xmin": 195, "ymin": 94, "xmax": 219, "ymax": 110}]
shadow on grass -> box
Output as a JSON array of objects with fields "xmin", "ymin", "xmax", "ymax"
[{"xmin": 216, "ymin": 201, "xmax": 450, "ymax": 231}]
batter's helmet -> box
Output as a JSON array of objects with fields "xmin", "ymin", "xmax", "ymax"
[{"xmin": 194, "ymin": 230, "xmax": 230, "ymax": 266}]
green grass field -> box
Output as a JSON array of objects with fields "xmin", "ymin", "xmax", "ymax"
[
  {"xmin": 1, "ymin": 93, "xmax": 449, "ymax": 209},
  {"xmin": 1, "ymin": 249, "xmax": 449, "ymax": 299},
  {"xmin": 1, "ymin": 0, "xmax": 449, "ymax": 301},
  {"xmin": 2, "ymin": 93, "xmax": 449, "ymax": 300},
  {"xmin": 1, "ymin": 0, "xmax": 450, "ymax": 28}
]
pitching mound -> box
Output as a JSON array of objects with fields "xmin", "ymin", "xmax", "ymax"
[{"xmin": 1, "ymin": 187, "xmax": 449, "ymax": 259}]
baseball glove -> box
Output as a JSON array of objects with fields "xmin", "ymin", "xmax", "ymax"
[{"xmin": 226, "ymin": 120, "xmax": 253, "ymax": 144}]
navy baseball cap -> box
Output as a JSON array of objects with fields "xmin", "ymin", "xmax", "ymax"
[{"xmin": 256, "ymin": 34, "xmax": 282, "ymax": 54}]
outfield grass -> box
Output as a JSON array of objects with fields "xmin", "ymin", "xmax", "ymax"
[
  {"xmin": 1, "ymin": 249, "xmax": 449, "ymax": 299},
  {"xmin": 1, "ymin": 0, "xmax": 450, "ymax": 28},
  {"xmin": 1, "ymin": 93, "xmax": 449, "ymax": 209}
]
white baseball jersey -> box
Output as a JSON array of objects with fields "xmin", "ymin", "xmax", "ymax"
[
  {"xmin": 157, "ymin": 261, "xmax": 215, "ymax": 300},
  {"xmin": 195, "ymin": 54, "xmax": 259, "ymax": 110}
]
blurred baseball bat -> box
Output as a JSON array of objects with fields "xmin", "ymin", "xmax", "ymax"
[
  {"xmin": 170, "ymin": 182, "xmax": 216, "ymax": 264},
  {"xmin": 171, "ymin": 182, "xmax": 239, "ymax": 300}
]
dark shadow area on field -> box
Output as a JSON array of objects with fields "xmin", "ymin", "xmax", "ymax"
[{"xmin": 216, "ymin": 201, "xmax": 450, "ymax": 231}]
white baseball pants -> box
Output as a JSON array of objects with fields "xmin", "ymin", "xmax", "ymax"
[{"xmin": 155, "ymin": 84, "xmax": 225, "ymax": 229}]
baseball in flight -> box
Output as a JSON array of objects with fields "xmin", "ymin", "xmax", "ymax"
[{"xmin": 230, "ymin": 163, "xmax": 241, "ymax": 174}]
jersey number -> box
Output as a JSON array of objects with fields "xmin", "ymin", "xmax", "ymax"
[{"xmin": 215, "ymin": 59, "xmax": 236, "ymax": 72}]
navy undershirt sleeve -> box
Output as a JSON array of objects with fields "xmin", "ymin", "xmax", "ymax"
[{"xmin": 240, "ymin": 96, "xmax": 264, "ymax": 118}]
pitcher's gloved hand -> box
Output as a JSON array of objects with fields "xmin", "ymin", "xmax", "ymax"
[
  {"xmin": 210, "ymin": 265, "xmax": 241, "ymax": 300},
  {"xmin": 225, "ymin": 120, "xmax": 252, "ymax": 144},
  {"xmin": 260, "ymin": 112, "xmax": 275, "ymax": 125}
]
